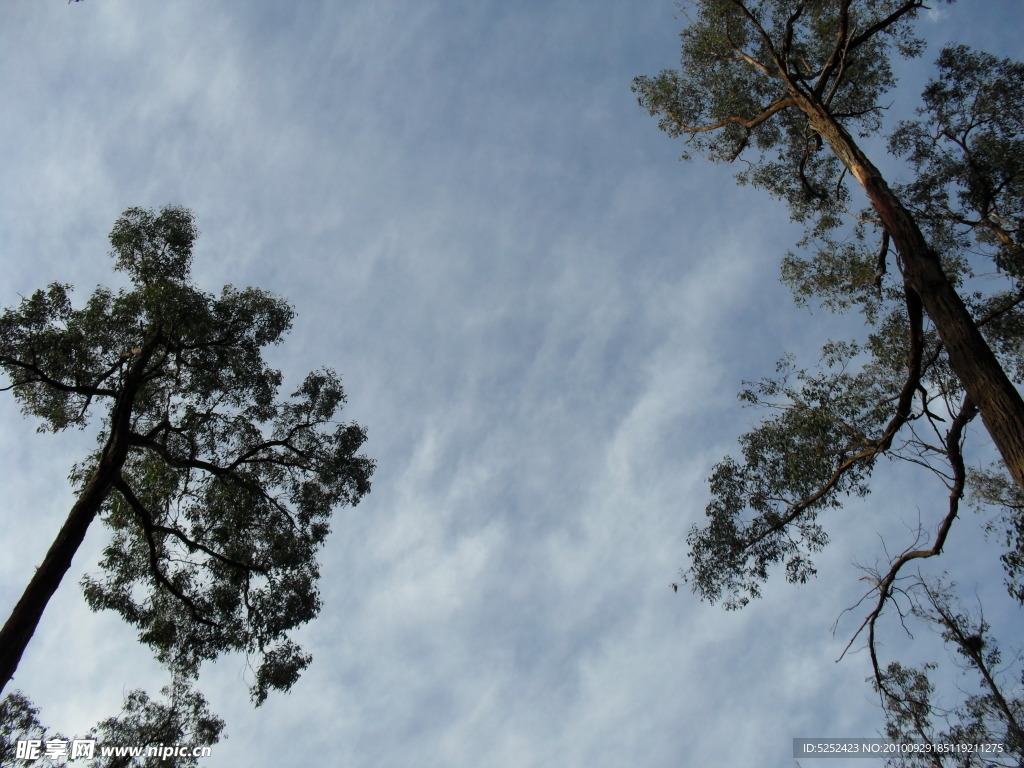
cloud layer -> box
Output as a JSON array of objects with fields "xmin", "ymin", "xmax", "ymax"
[{"xmin": 1, "ymin": 2, "xmax": 1021, "ymax": 767}]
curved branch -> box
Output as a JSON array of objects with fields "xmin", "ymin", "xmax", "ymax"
[
  {"xmin": 873, "ymin": 230, "xmax": 890, "ymax": 293},
  {"xmin": 661, "ymin": 95, "xmax": 795, "ymax": 139},
  {"xmin": 918, "ymin": 583, "xmax": 1024, "ymax": 748},
  {"xmin": 814, "ymin": 0, "xmax": 852, "ymax": 98},
  {"xmin": 723, "ymin": 6, "xmax": 774, "ymax": 77},
  {"xmin": 729, "ymin": 0, "xmax": 784, "ymax": 77},
  {"xmin": 781, "ymin": 3, "xmax": 807, "ymax": 74},
  {"xmin": 838, "ymin": 394, "xmax": 977, "ymax": 681},
  {"xmin": 145, "ymin": 514, "xmax": 269, "ymax": 577},
  {"xmin": 127, "ymin": 431, "xmax": 299, "ymax": 530},
  {"xmin": 0, "ymin": 355, "xmax": 119, "ymax": 399},
  {"xmin": 112, "ymin": 476, "xmax": 220, "ymax": 629},
  {"xmin": 845, "ymin": 1, "xmax": 928, "ymax": 56},
  {"xmin": 732, "ymin": 278, "xmax": 926, "ymax": 587}
]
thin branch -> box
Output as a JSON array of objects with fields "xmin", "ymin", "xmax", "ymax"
[
  {"xmin": 741, "ymin": 278, "xmax": 925, "ymax": 557},
  {"xmin": 662, "ymin": 95, "xmax": 795, "ymax": 137},
  {"xmin": 814, "ymin": 0, "xmax": 852, "ymax": 98},
  {"xmin": 845, "ymin": 1, "xmax": 927, "ymax": 56},
  {"xmin": 781, "ymin": 2, "xmax": 807, "ymax": 75},
  {"xmin": 112, "ymin": 476, "xmax": 220, "ymax": 629},
  {"xmin": 127, "ymin": 431, "xmax": 299, "ymax": 530},
  {"xmin": 873, "ymin": 230, "xmax": 890, "ymax": 293},
  {"xmin": 0, "ymin": 356, "xmax": 119, "ymax": 399},
  {"xmin": 729, "ymin": 0, "xmax": 785, "ymax": 77},
  {"xmin": 918, "ymin": 583, "xmax": 1024, "ymax": 748},
  {"xmin": 838, "ymin": 395, "xmax": 977, "ymax": 673},
  {"xmin": 723, "ymin": 8, "xmax": 774, "ymax": 77},
  {"xmin": 147, "ymin": 521, "xmax": 269, "ymax": 577}
]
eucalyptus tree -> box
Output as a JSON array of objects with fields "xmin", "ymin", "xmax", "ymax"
[
  {"xmin": 0, "ymin": 205, "xmax": 374, "ymax": 706},
  {"xmin": 866, "ymin": 578, "xmax": 1023, "ymax": 768},
  {"xmin": 634, "ymin": 0, "xmax": 1024, "ymax": 753},
  {"xmin": 1, "ymin": 674, "xmax": 224, "ymax": 768},
  {"xmin": 635, "ymin": 0, "xmax": 1024, "ymax": 487},
  {"xmin": 635, "ymin": 0, "xmax": 1023, "ymax": 614}
]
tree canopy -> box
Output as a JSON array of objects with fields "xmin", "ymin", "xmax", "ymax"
[
  {"xmin": 0, "ymin": 205, "xmax": 375, "ymax": 707},
  {"xmin": 1, "ymin": 673, "xmax": 224, "ymax": 768},
  {"xmin": 634, "ymin": 0, "xmax": 1024, "ymax": 497}
]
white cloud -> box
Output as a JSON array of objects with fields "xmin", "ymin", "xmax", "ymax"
[{"xmin": 1, "ymin": 2, "xmax": 1021, "ymax": 767}]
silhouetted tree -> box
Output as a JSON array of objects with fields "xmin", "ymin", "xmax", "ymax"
[
  {"xmin": 637, "ymin": 0, "xmax": 1023, "ymax": 752},
  {"xmin": 0, "ymin": 206, "xmax": 374, "ymax": 706}
]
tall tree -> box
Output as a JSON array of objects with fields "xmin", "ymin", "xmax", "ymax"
[
  {"xmin": 635, "ymin": 0, "xmax": 1024, "ymax": 608},
  {"xmin": 0, "ymin": 206, "xmax": 374, "ymax": 705},
  {"xmin": 634, "ymin": 0, "xmax": 1024, "ymax": 492},
  {"xmin": 635, "ymin": 0, "xmax": 1024, "ymax": 746}
]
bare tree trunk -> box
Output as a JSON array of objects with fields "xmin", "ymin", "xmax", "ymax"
[
  {"xmin": 800, "ymin": 94, "xmax": 1024, "ymax": 493},
  {"xmin": 0, "ymin": 465, "xmax": 114, "ymax": 695},
  {"xmin": 0, "ymin": 346, "xmax": 150, "ymax": 697}
]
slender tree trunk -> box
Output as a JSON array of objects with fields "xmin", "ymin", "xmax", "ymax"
[
  {"xmin": 0, "ymin": 463, "xmax": 116, "ymax": 695},
  {"xmin": 799, "ymin": 94, "xmax": 1024, "ymax": 493},
  {"xmin": 0, "ymin": 346, "xmax": 151, "ymax": 697}
]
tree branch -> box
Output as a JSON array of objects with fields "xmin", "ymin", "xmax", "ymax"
[
  {"xmin": 740, "ymin": 279, "xmax": 924, "ymax": 555},
  {"xmin": 0, "ymin": 355, "xmax": 119, "ymax": 399},
  {"xmin": 845, "ymin": 1, "xmax": 927, "ymax": 57},
  {"xmin": 838, "ymin": 394, "xmax": 976, "ymax": 677},
  {"xmin": 111, "ymin": 476, "xmax": 220, "ymax": 629},
  {"xmin": 127, "ymin": 431, "xmax": 300, "ymax": 530},
  {"xmin": 814, "ymin": 0, "xmax": 852, "ymax": 98}
]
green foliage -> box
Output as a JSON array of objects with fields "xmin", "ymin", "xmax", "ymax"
[
  {"xmin": 109, "ymin": 206, "xmax": 199, "ymax": 286},
  {"xmin": 0, "ymin": 692, "xmax": 45, "ymax": 767},
  {"xmin": 771, "ymin": 42, "xmax": 1024, "ymax": 610},
  {"xmin": 637, "ymin": 1, "xmax": 1024, "ymax": 760},
  {"xmin": 969, "ymin": 466, "xmax": 1024, "ymax": 606},
  {"xmin": 0, "ymin": 205, "xmax": 375, "ymax": 705},
  {"xmin": 875, "ymin": 582, "xmax": 1024, "ymax": 767},
  {"xmin": 76, "ymin": 362, "xmax": 371, "ymax": 703},
  {"xmin": 637, "ymin": 1, "xmax": 1024, "ymax": 611},
  {"xmin": 89, "ymin": 676, "xmax": 225, "ymax": 768},
  {"xmin": 890, "ymin": 46, "xmax": 1024, "ymax": 281},
  {"xmin": 688, "ymin": 346, "xmax": 892, "ymax": 608},
  {"xmin": 633, "ymin": 0, "xmax": 948, "ymax": 225}
]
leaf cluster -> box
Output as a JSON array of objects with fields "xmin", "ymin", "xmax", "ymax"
[
  {"xmin": 633, "ymin": 0, "xmax": 948, "ymax": 225},
  {"xmin": 890, "ymin": 46, "xmax": 1024, "ymax": 282},
  {"xmin": 688, "ymin": 346, "xmax": 893, "ymax": 608},
  {"xmin": 0, "ymin": 675, "xmax": 224, "ymax": 768}
]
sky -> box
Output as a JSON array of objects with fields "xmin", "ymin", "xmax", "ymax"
[{"xmin": 0, "ymin": 2, "xmax": 1022, "ymax": 767}]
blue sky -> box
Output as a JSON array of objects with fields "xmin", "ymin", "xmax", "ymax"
[{"xmin": 1, "ymin": 2, "xmax": 1022, "ymax": 767}]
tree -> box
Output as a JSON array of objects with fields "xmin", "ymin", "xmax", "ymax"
[
  {"xmin": 85, "ymin": 675, "xmax": 225, "ymax": 768},
  {"xmin": 873, "ymin": 579, "xmax": 1023, "ymax": 767},
  {"xmin": 0, "ymin": 205, "xmax": 375, "ymax": 706},
  {"xmin": 1, "ymin": 675, "xmax": 225, "ymax": 768},
  {"xmin": 635, "ymin": 0, "xmax": 1024, "ymax": 612},
  {"xmin": 634, "ymin": 0, "xmax": 1024, "ymax": 491},
  {"xmin": 0, "ymin": 693, "xmax": 45, "ymax": 767},
  {"xmin": 634, "ymin": 0, "xmax": 1023, "ymax": 748}
]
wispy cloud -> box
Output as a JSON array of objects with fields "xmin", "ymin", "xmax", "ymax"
[{"xmin": 1, "ymin": 2, "xmax": 1021, "ymax": 767}]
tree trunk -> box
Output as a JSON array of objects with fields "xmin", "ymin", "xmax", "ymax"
[
  {"xmin": 800, "ymin": 95, "xmax": 1024, "ymax": 493},
  {"xmin": 0, "ymin": 463, "xmax": 117, "ymax": 695},
  {"xmin": 0, "ymin": 346, "xmax": 151, "ymax": 696}
]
